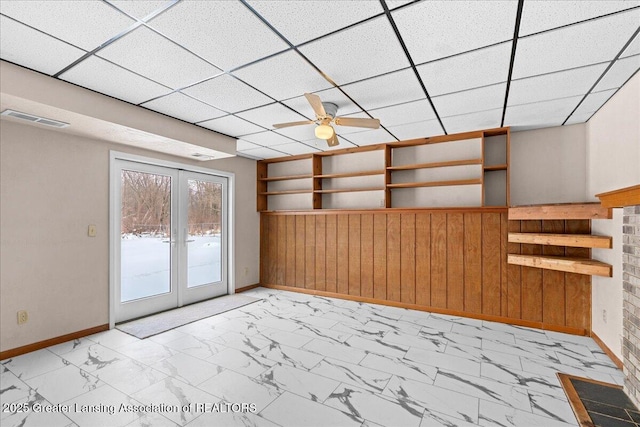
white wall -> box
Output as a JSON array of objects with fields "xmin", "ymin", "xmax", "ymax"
[
  {"xmin": 588, "ymin": 72, "xmax": 640, "ymax": 360},
  {"xmin": 510, "ymin": 124, "xmax": 587, "ymax": 206},
  {"xmin": 0, "ymin": 120, "xmax": 259, "ymax": 352}
]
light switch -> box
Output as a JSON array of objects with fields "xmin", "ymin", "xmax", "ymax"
[{"xmin": 88, "ymin": 224, "xmax": 97, "ymax": 237}]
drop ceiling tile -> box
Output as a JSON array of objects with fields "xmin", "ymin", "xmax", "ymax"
[
  {"xmin": 107, "ymin": 1, "xmax": 169, "ymax": 20},
  {"xmin": 147, "ymin": 0, "xmax": 288, "ymax": 70},
  {"xmin": 241, "ymin": 131, "xmax": 296, "ymax": 147},
  {"xmin": 59, "ymin": 56, "xmax": 171, "ymax": 105},
  {"xmin": 0, "ymin": 0, "xmax": 135, "ymax": 51},
  {"xmin": 97, "ymin": 26, "xmax": 221, "ymax": 89},
  {"xmin": 417, "ymin": 42, "xmax": 512, "ymax": 96},
  {"xmin": 341, "ymin": 69, "xmax": 424, "ymax": 111},
  {"xmin": 282, "ymin": 88, "xmax": 362, "ymax": 117},
  {"xmin": 504, "ymin": 95, "xmax": 583, "ymax": 131},
  {"xmin": 272, "ymin": 142, "xmax": 321, "ymax": 155},
  {"xmin": 298, "ymin": 16, "xmax": 409, "ymax": 85},
  {"xmin": 622, "ymin": 32, "xmax": 640, "ymax": 58},
  {"xmin": 508, "ymin": 63, "xmax": 609, "ymax": 106},
  {"xmin": 513, "ymin": 9, "xmax": 640, "ymax": 78},
  {"xmin": 593, "ymin": 55, "xmax": 640, "ymax": 92},
  {"xmin": 392, "ymin": 0, "xmax": 518, "ymax": 64},
  {"xmin": 431, "ymin": 83, "xmax": 506, "ymax": 118},
  {"xmin": 235, "ymin": 103, "xmax": 309, "ymax": 130},
  {"xmin": 569, "ymin": 89, "xmax": 617, "ymax": 121},
  {"xmin": 369, "ymin": 99, "xmax": 436, "ymax": 127},
  {"xmin": 441, "ymin": 109, "xmax": 503, "ymax": 134},
  {"xmin": 385, "ymin": 119, "xmax": 443, "ymax": 140},
  {"xmin": 565, "ymin": 111, "xmax": 596, "ymax": 126},
  {"xmin": 247, "ymin": 0, "xmax": 383, "ymax": 45},
  {"xmin": 232, "ymin": 50, "xmax": 331, "ymax": 100},
  {"xmin": 141, "ymin": 92, "xmax": 226, "ymax": 123},
  {"xmin": 0, "ymin": 16, "xmax": 86, "ymax": 76},
  {"xmin": 302, "ymin": 136, "xmax": 356, "ymax": 151},
  {"xmin": 341, "ymin": 128, "xmax": 396, "ymax": 146},
  {"xmin": 236, "ymin": 139, "xmax": 263, "ymax": 151},
  {"xmin": 519, "ymin": 1, "xmax": 639, "ymax": 36},
  {"xmin": 182, "ymin": 74, "xmax": 273, "ymax": 113},
  {"xmin": 238, "ymin": 146, "xmax": 288, "ymax": 160},
  {"xmin": 274, "ymin": 125, "xmax": 317, "ymax": 142},
  {"xmin": 199, "ymin": 115, "xmax": 265, "ymax": 137},
  {"xmin": 386, "ymin": 0, "xmax": 416, "ymax": 10}
]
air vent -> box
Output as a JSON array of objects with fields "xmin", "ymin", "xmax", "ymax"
[
  {"xmin": 1, "ymin": 109, "xmax": 69, "ymax": 128},
  {"xmin": 192, "ymin": 153, "xmax": 215, "ymax": 160}
]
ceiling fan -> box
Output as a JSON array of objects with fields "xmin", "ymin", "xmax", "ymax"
[{"xmin": 273, "ymin": 93, "xmax": 381, "ymax": 147}]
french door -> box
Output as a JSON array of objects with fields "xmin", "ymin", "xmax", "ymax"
[{"xmin": 114, "ymin": 160, "xmax": 228, "ymax": 323}]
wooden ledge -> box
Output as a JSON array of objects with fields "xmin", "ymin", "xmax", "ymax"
[
  {"xmin": 596, "ymin": 184, "xmax": 640, "ymax": 208},
  {"xmin": 508, "ymin": 203, "xmax": 612, "ymax": 220},
  {"xmin": 508, "ymin": 254, "xmax": 612, "ymax": 277},
  {"xmin": 508, "ymin": 233, "xmax": 612, "ymax": 248}
]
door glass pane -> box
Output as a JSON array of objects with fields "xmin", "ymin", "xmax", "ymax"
[
  {"xmin": 120, "ymin": 170, "xmax": 172, "ymax": 302},
  {"xmin": 187, "ymin": 179, "xmax": 222, "ymax": 287}
]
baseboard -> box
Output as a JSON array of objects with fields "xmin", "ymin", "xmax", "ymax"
[
  {"xmin": 591, "ymin": 330, "xmax": 623, "ymax": 369},
  {"xmin": 236, "ymin": 283, "xmax": 260, "ymax": 293},
  {"xmin": 261, "ymin": 284, "xmax": 588, "ymax": 336},
  {"xmin": 0, "ymin": 324, "xmax": 109, "ymax": 360}
]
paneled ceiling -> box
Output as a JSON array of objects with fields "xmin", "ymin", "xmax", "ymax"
[{"xmin": 1, "ymin": 0, "xmax": 638, "ymax": 160}]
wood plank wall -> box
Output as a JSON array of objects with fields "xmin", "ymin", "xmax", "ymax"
[{"xmin": 260, "ymin": 209, "xmax": 591, "ymax": 334}]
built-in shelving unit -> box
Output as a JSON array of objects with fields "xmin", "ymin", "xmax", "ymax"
[
  {"xmin": 507, "ymin": 203, "xmax": 613, "ymax": 277},
  {"xmin": 256, "ymin": 127, "xmax": 510, "ymax": 211}
]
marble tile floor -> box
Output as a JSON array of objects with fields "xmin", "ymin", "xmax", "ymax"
[{"xmin": 1, "ymin": 287, "xmax": 623, "ymax": 427}]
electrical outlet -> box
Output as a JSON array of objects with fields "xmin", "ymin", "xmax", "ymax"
[
  {"xmin": 17, "ymin": 310, "xmax": 28, "ymax": 325},
  {"xmin": 603, "ymin": 309, "xmax": 607, "ymax": 323},
  {"xmin": 88, "ymin": 224, "xmax": 97, "ymax": 237},
  {"xmin": 379, "ymin": 199, "xmax": 386, "ymax": 207}
]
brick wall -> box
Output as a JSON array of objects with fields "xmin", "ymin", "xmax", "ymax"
[{"xmin": 623, "ymin": 205, "xmax": 640, "ymax": 407}]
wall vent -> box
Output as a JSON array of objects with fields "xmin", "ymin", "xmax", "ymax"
[{"xmin": 1, "ymin": 109, "xmax": 69, "ymax": 128}]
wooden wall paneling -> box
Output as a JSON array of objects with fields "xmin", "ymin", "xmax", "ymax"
[
  {"xmin": 337, "ymin": 214, "xmax": 350, "ymax": 295},
  {"xmin": 401, "ymin": 214, "xmax": 416, "ymax": 304},
  {"xmin": 305, "ymin": 215, "xmax": 316, "ymax": 289},
  {"xmin": 361, "ymin": 214, "xmax": 374, "ymax": 298},
  {"xmin": 267, "ymin": 215, "xmax": 278, "ymax": 285},
  {"xmin": 447, "ymin": 213, "xmax": 464, "ymax": 310},
  {"xmin": 431, "ymin": 213, "xmax": 448, "ymax": 308},
  {"xmin": 542, "ymin": 220, "xmax": 566, "ymax": 326},
  {"xmin": 500, "ymin": 213, "xmax": 509, "ymax": 317},
  {"xmin": 276, "ymin": 216, "xmax": 286, "ymax": 285},
  {"xmin": 315, "ymin": 215, "xmax": 326, "ymax": 291},
  {"xmin": 295, "ymin": 215, "xmax": 306, "ymax": 288},
  {"xmin": 507, "ymin": 219, "xmax": 522, "ymax": 319},
  {"xmin": 415, "ymin": 213, "xmax": 431, "ymax": 306},
  {"xmin": 565, "ymin": 219, "xmax": 592, "ymax": 330},
  {"xmin": 464, "ymin": 212, "xmax": 482, "ymax": 314},
  {"xmin": 260, "ymin": 216, "xmax": 267, "ymax": 284},
  {"xmin": 349, "ymin": 214, "xmax": 362, "ymax": 296},
  {"xmin": 325, "ymin": 215, "xmax": 337, "ymax": 293},
  {"xmin": 387, "ymin": 213, "xmax": 401, "ymax": 302},
  {"xmin": 285, "ymin": 216, "xmax": 296, "ymax": 287},
  {"xmin": 373, "ymin": 214, "xmax": 387, "ymax": 300},
  {"xmin": 482, "ymin": 213, "xmax": 502, "ymax": 316},
  {"xmin": 520, "ymin": 220, "xmax": 543, "ymax": 322}
]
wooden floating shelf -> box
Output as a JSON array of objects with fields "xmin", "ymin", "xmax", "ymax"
[
  {"xmin": 314, "ymin": 187, "xmax": 385, "ymax": 194},
  {"xmin": 259, "ymin": 174, "xmax": 313, "ymax": 182},
  {"xmin": 508, "ymin": 233, "xmax": 612, "ymax": 249},
  {"xmin": 259, "ymin": 189, "xmax": 313, "ymax": 196},
  {"xmin": 596, "ymin": 184, "xmax": 640, "ymax": 208},
  {"xmin": 508, "ymin": 254, "xmax": 612, "ymax": 277},
  {"xmin": 387, "ymin": 158, "xmax": 482, "ymax": 171},
  {"xmin": 508, "ymin": 203, "xmax": 612, "ymax": 220},
  {"xmin": 387, "ymin": 178, "xmax": 482, "ymax": 189},
  {"xmin": 315, "ymin": 169, "xmax": 385, "ymax": 179},
  {"xmin": 484, "ymin": 164, "xmax": 508, "ymax": 171}
]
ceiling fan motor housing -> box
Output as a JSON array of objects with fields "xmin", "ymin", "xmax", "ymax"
[{"xmin": 321, "ymin": 102, "xmax": 338, "ymax": 120}]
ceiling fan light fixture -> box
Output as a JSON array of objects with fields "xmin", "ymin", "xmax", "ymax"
[{"xmin": 315, "ymin": 123, "xmax": 334, "ymax": 140}]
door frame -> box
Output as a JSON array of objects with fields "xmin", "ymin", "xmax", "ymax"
[{"xmin": 109, "ymin": 151, "xmax": 235, "ymax": 329}]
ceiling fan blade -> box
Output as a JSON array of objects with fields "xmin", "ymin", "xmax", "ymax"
[
  {"xmin": 304, "ymin": 93, "xmax": 326, "ymax": 117},
  {"xmin": 272, "ymin": 120, "xmax": 315, "ymax": 129},
  {"xmin": 334, "ymin": 117, "xmax": 380, "ymax": 129},
  {"xmin": 327, "ymin": 134, "xmax": 339, "ymax": 147}
]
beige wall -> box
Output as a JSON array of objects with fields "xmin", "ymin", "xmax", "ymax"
[
  {"xmin": 510, "ymin": 124, "xmax": 587, "ymax": 206},
  {"xmin": 0, "ymin": 120, "xmax": 258, "ymax": 352},
  {"xmin": 588, "ymin": 72, "xmax": 640, "ymax": 360}
]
